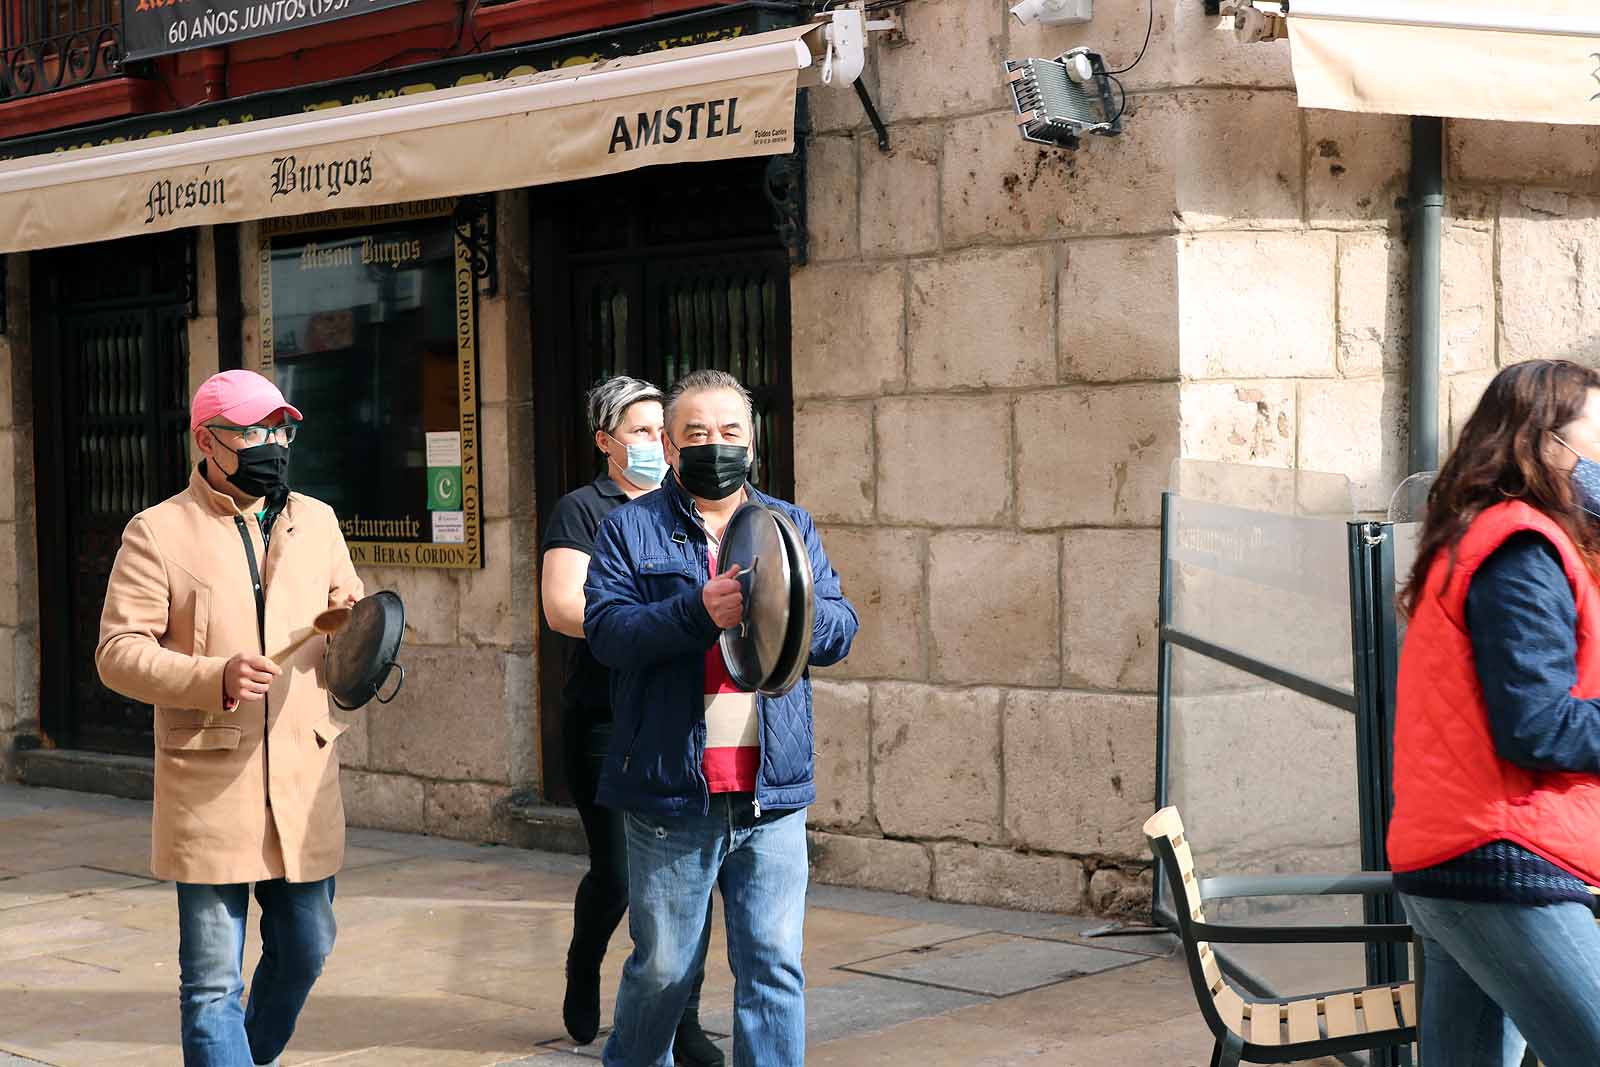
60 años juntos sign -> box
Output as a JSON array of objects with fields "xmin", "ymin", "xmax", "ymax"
[{"xmin": 122, "ymin": 0, "xmax": 422, "ymax": 61}]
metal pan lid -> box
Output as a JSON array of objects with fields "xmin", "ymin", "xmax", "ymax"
[
  {"xmin": 717, "ymin": 503, "xmax": 793, "ymax": 694},
  {"xmin": 759, "ymin": 507, "xmax": 815, "ymax": 697}
]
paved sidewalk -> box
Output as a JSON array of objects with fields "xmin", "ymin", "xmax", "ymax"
[{"xmin": 0, "ymin": 783, "xmax": 1256, "ymax": 1066}]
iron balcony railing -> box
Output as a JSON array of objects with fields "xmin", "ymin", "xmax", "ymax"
[{"xmin": 1, "ymin": 0, "xmax": 124, "ymax": 100}]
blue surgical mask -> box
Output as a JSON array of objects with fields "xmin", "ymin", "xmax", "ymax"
[
  {"xmin": 613, "ymin": 437, "xmax": 667, "ymax": 489},
  {"xmin": 1554, "ymin": 433, "xmax": 1600, "ymax": 518}
]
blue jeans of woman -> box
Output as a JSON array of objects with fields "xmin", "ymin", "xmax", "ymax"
[
  {"xmin": 603, "ymin": 797, "xmax": 808, "ymax": 1067},
  {"xmin": 176, "ymin": 877, "xmax": 337, "ymax": 1067},
  {"xmin": 1400, "ymin": 891, "xmax": 1600, "ymax": 1067},
  {"xmin": 564, "ymin": 718, "xmax": 709, "ymax": 1034}
]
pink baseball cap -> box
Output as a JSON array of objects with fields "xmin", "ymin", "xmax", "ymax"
[{"xmin": 190, "ymin": 370, "xmax": 303, "ymax": 432}]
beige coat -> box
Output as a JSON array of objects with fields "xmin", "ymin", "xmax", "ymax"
[{"xmin": 97, "ymin": 467, "xmax": 364, "ymax": 885}]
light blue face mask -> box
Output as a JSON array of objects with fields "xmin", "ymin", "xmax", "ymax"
[
  {"xmin": 1553, "ymin": 433, "xmax": 1600, "ymax": 519},
  {"xmin": 613, "ymin": 437, "xmax": 667, "ymax": 489}
]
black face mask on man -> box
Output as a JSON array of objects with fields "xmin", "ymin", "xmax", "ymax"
[
  {"xmin": 675, "ymin": 443, "xmax": 750, "ymax": 500},
  {"xmin": 211, "ymin": 438, "xmax": 291, "ymax": 500}
]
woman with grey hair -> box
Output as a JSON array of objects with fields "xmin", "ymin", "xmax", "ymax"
[{"xmin": 540, "ymin": 375, "xmax": 720, "ymax": 1065}]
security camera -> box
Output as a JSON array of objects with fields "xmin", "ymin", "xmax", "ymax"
[{"xmin": 1010, "ymin": 0, "xmax": 1092, "ymax": 26}]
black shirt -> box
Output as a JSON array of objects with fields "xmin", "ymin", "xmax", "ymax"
[{"xmin": 541, "ymin": 474, "xmax": 631, "ymax": 721}]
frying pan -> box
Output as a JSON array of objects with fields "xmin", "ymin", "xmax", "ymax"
[{"xmin": 324, "ymin": 591, "xmax": 406, "ymax": 710}]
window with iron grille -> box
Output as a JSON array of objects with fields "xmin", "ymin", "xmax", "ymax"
[{"xmin": 1, "ymin": 0, "xmax": 123, "ymax": 99}]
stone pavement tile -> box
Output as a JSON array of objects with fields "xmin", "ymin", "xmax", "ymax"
[
  {"xmin": 0, "ymin": 786, "xmax": 1245, "ymax": 1067},
  {"xmin": 949, "ymin": 953, "xmax": 1209, "ymax": 1042},
  {"xmin": 3, "ymin": 986, "xmax": 179, "ymax": 1067},
  {"xmin": 0, "ymin": 958, "xmax": 179, "ymax": 1059},
  {"xmin": 85, "ymin": 851, "xmax": 158, "ymax": 883},
  {"xmin": 0, "ymin": 796, "xmax": 48, "ymax": 819},
  {"xmin": 331, "ymin": 906, "xmax": 580, "ymax": 977},
  {"xmin": 0, "ymin": 914, "xmax": 147, "ymax": 965},
  {"xmin": 7, "ymin": 787, "xmax": 146, "ymax": 817},
  {"xmin": 859, "ymin": 922, "xmax": 978, "ymax": 950},
  {"xmin": 0, "ymin": 823, "xmax": 154, "ymax": 878},
  {"xmin": 342, "ymin": 845, "xmax": 405, "ymax": 870},
  {"xmin": 0, "ymin": 1053, "xmax": 53, "ymax": 1066},
  {"xmin": 0, "ymin": 811, "xmax": 103, "ymax": 836},
  {"xmin": 808, "ymin": 1011, "xmax": 1078, "ymax": 1066},
  {"xmin": 21, "ymin": 924, "xmax": 170, "ymax": 969},
  {"xmin": 805, "ymin": 886, "xmax": 1069, "ymax": 936},
  {"xmin": 346, "ymin": 828, "xmax": 533, "ymax": 867},
  {"xmin": 423, "ymin": 959, "xmax": 612, "ymax": 1017},
  {"xmin": 841, "ymin": 932, "xmax": 1145, "ymax": 997},
  {"xmin": 468, "ymin": 847, "xmax": 588, "ymax": 880},
  {"xmin": 798, "ymin": 957, "xmax": 1248, "ymax": 1067},
  {"xmin": 0, "ymin": 953, "xmax": 131, "ymax": 999},
  {"xmin": 796, "ymin": 907, "xmax": 930, "ymax": 982},
  {"xmin": 700, "ymin": 974, "xmax": 985, "ymax": 1051},
  {"xmin": 279, "ymin": 991, "xmax": 547, "ymax": 1064},
  {"xmin": 1032, "ymin": 1025, "xmax": 1237, "ymax": 1067},
  {"xmin": 1034, "ymin": 921, "xmax": 1178, "ymax": 958},
  {"xmin": 334, "ymin": 858, "xmax": 577, "ymax": 914},
  {"xmin": 0, "ymin": 884, "xmax": 178, "ymax": 942},
  {"xmin": 2, "ymin": 851, "xmax": 142, "ymax": 880},
  {"xmin": 0, "ymin": 811, "xmax": 143, "ymax": 846},
  {"xmin": 0, "ymin": 867, "xmax": 157, "ymax": 911},
  {"xmin": 304, "ymin": 1041, "xmax": 551, "ymax": 1066},
  {"xmin": 803, "ymin": 905, "xmax": 922, "ymax": 949}
]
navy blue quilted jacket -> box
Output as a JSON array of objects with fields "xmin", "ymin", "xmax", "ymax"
[{"xmin": 583, "ymin": 473, "xmax": 858, "ymax": 817}]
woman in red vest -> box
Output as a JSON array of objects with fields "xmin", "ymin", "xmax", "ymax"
[{"xmin": 1392, "ymin": 359, "xmax": 1600, "ymax": 1066}]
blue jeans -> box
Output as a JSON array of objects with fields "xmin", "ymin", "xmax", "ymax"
[
  {"xmin": 1400, "ymin": 891, "xmax": 1600, "ymax": 1067},
  {"xmin": 603, "ymin": 795, "xmax": 808, "ymax": 1067},
  {"xmin": 176, "ymin": 877, "xmax": 337, "ymax": 1067}
]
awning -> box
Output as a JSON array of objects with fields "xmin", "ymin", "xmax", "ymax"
[
  {"xmin": 0, "ymin": 22, "xmax": 828, "ymax": 254},
  {"xmin": 1247, "ymin": 1, "xmax": 1600, "ymax": 124}
]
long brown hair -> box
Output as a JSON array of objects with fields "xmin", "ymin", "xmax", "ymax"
[{"xmin": 1401, "ymin": 359, "xmax": 1600, "ymax": 616}]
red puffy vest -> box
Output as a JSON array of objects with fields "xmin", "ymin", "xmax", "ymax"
[{"xmin": 1388, "ymin": 500, "xmax": 1600, "ymax": 884}]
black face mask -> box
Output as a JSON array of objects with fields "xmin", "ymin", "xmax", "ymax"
[
  {"xmin": 213, "ymin": 440, "xmax": 291, "ymax": 501},
  {"xmin": 675, "ymin": 443, "xmax": 750, "ymax": 500}
]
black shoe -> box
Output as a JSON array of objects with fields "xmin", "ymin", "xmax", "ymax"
[
  {"xmin": 563, "ymin": 963, "xmax": 601, "ymax": 1045},
  {"xmin": 673, "ymin": 1017, "xmax": 725, "ymax": 1067}
]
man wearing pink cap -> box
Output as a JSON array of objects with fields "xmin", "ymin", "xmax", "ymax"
[{"xmin": 97, "ymin": 369, "xmax": 363, "ymax": 1067}]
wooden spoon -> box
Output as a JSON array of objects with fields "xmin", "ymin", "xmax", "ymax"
[{"xmin": 269, "ymin": 606, "xmax": 354, "ymax": 663}]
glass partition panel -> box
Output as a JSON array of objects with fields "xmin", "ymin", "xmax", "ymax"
[
  {"xmin": 1165, "ymin": 647, "xmax": 1366, "ymax": 995},
  {"xmin": 1168, "ymin": 495, "xmax": 1355, "ymax": 696},
  {"xmin": 1159, "ymin": 462, "xmax": 1368, "ymax": 996},
  {"xmin": 1171, "ymin": 459, "xmax": 1356, "ymax": 518}
]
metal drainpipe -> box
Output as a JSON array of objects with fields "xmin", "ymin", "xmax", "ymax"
[{"xmin": 1408, "ymin": 116, "xmax": 1444, "ymax": 475}]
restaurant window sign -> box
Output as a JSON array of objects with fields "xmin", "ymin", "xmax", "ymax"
[{"xmin": 260, "ymin": 198, "xmax": 482, "ymax": 569}]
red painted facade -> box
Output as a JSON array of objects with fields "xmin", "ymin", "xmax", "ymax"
[{"xmin": 0, "ymin": 0, "xmax": 733, "ymax": 139}]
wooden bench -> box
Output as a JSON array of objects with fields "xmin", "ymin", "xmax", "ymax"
[{"xmin": 1145, "ymin": 806, "xmax": 1418, "ymax": 1066}]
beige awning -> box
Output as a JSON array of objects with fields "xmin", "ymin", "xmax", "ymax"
[
  {"xmin": 0, "ymin": 23, "xmax": 828, "ymax": 253},
  {"xmin": 1252, "ymin": 1, "xmax": 1600, "ymax": 123}
]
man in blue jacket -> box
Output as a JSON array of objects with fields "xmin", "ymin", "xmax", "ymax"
[{"xmin": 584, "ymin": 369, "xmax": 858, "ymax": 1067}]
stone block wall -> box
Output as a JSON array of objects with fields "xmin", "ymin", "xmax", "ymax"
[
  {"xmin": 1444, "ymin": 127, "xmax": 1600, "ymax": 442},
  {"xmin": 789, "ymin": 0, "xmax": 1512, "ymax": 912},
  {"xmin": 793, "ymin": 0, "xmax": 1205, "ymax": 914}
]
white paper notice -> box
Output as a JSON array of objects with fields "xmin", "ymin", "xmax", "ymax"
[
  {"xmin": 425, "ymin": 431, "xmax": 462, "ymax": 468},
  {"xmin": 432, "ymin": 511, "xmax": 466, "ymax": 544}
]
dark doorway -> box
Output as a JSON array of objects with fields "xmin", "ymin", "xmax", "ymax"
[
  {"xmin": 33, "ymin": 231, "xmax": 195, "ymax": 755},
  {"xmin": 531, "ymin": 157, "xmax": 795, "ymax": 803}
]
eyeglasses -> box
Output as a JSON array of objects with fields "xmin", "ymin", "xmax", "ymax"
[{"xmin": 206, "ymin": 420, "xmax": 299, "ymax": 448}]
